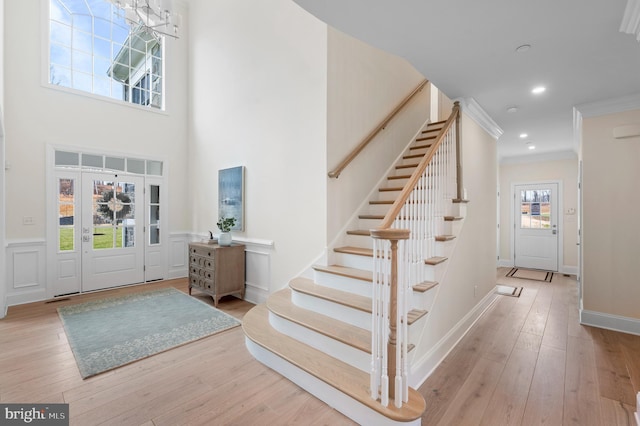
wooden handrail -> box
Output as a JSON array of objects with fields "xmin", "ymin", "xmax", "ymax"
[
  {"xmin": 328, "ymin": 79, "xmax": 429, "ymax": 179},
  {"xmin": 377, "ymin": 102, "xmax": 461, "ymax": 230}
]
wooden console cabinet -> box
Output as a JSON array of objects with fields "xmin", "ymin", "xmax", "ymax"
[{"xmin": 188, "ymin": 242, "xmax": 245, "ymax": 307}]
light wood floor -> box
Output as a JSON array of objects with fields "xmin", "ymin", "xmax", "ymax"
[
  {"xmin": 420, "ymin": 269, "xmax": 640, "ymax": 426},
  {"xmin": 0, "ymin": 272, "xmax": 638, "ymax": 425}
]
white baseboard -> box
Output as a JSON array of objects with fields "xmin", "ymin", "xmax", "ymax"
[
  {"xmin": 580, "ymin": 309, "xmax": 640, "ymax": 336},
  {"xmin": 410, "ymin": 290, "xmax": 499, "ymax": 388}
]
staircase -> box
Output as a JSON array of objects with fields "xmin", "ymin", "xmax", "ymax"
[{"xmin": 243, "ymin": 112, "xmax": 466, "ymax": 425}]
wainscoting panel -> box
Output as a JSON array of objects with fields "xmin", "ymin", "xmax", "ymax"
[
  {"xmin": 245, "ymin": 249, "xmax": 271, "ymax": 304},
  {"xmin": 6, "ymin": 240, "xmax": 47, "ymax": 306},
  {"xmin": 168, "ymin": 234, "xmax": 189, "ymax": 279}
]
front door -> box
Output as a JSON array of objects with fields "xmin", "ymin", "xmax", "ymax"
[
  {"xmin": 81, "ymin": 173, "xmax": 144, "ymax": 291},
  {"xmin": 514, "ymin": 183, "xmax": 559, "ymax": 271}
]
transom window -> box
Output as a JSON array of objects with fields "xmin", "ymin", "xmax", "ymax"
[{"xmin": 48, "ymin": 0, "xmax": 164, "ymax": 109}]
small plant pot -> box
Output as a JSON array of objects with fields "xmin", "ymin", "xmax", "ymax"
[{"xmin": 218, "ymin": 232, "xmax": 232, "ymax": 246}]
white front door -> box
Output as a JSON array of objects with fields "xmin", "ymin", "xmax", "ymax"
[
  {"xmin": 81, "ymin": 173, "xmax": 144, "ymax": 291},
  {"xmin": 514, "ymin": 183, "xmax": 559, "ymax": 271}
]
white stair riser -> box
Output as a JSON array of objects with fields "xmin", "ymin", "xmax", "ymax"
[
  {"xmin": 313, "ymin": 269, "xmax": 372, "ymax": 297},
  {"xmin": 268, "ymin": 311, "xmax": 370, "ymax": 372},
  {"xmin": 344, "ymin": 233, "xmax": 373, "ymax": 248},
  {"xmin": 368, "ymin": 203, "xmax": 392, "ymax": 216},
  {"xmin": 387, "ymin": 177, "xmax": 409, "ymax": 187},
  {"xmin": 245, "ymin": 338, "xmax": 421, "ymax": 426},
  {"xmin": 359, "ymin": 217, "xmax": 383, "ymax": 229},
  {"xmin": 377, "ymin": 191, "xmax": 402, "ymax": 202},
  {"xmin": 395, "ymin": 166, "xmax": 417, "ymax": 175},
  {"xmin": 430, "ymin": 261, "xmax": 450, "ymax": 282},
  {"xmin": 443, "ymin": 220, "xmax": 463, "ymax": 235},
  {"xmin": 291, "ymin": 289, "xmax": 372, "ymax": 331},
  {"xmin": 412, "ymin": 285, "xmax": 438, "ymax": 311},
  {"xmin": 333, "ymin": 252, "xmax": 373, "ymax": 271},
  {"xmin": 436, "ymin": 240, "xmax": 455, "ymax": 258},
  {"xmin": 400, "ymin": 157, "xmax": 421, "ymax": 166},
  {"xmin": 408, "ymin": 311, "xmax": 429, "ymax": 342}
]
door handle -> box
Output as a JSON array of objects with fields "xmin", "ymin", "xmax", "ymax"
[{"xmin": 552, "ymin": 230, "xmax": 557, "ymax": 235}]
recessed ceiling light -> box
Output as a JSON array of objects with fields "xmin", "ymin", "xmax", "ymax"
[
  {"xmin": 506, "ymin": 106, "xmax": 518, "ymax": 113},
  {"xmin": 520, "ymin": 133, "xmax": 528, "ymax": 138},
  {"xmin": 515, "ymin": 44, "xmax": 531, "ymax": 53},
  {"xmin": 528, "ymin": 145, "xmax": 536, "ymax": 150},
  {"xmin": 531, "ymin": 86, "xmax": 546, "ymax": 94}
]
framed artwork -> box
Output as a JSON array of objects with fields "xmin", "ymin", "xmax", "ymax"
[{"xmin": 218, "ymin": 166, "xmax": 244, "ymax": 231}]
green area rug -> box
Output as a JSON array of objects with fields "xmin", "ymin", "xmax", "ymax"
[{"xmin": 58, "ymin": 287, "xmax": 240, "ymax": 379}]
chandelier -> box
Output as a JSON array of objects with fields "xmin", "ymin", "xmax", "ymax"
[{"xmin": 108, "ymin": 0, "xmax": 181, "ymax": 39}]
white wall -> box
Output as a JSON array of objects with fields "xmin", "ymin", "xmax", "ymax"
[
  {"xmin": 0, "ymin": 0, "xmax": 6, "ymax": 318},
  {"xmin": 499, "ymin": 157, "xmax": 579, "ymax": 273},
  {"xmin": 327, "ymin": 28, "xmax": 428, "ymax": 241},
  {"xmin": 187, "ymin": 0, "xmax": 328, "ymax": 297},
  {"xmin": 582, "ymin": 109, "xmax": 640, "ymax": 324},
  {"xmin": 3, "ymin": 0, "xmax": 190, "ymax": 302}
]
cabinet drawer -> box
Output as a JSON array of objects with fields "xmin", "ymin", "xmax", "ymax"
[
  {"xmin": 190, "ymin": 246, "xmax": 214, "ymax": 258},
  {"xmin": 190, "ymin": 267, "xmax": 213, "ymax": 280},
  {"xmin": 189, "ymin": 274, "xmax": 214, "ymax": 290},
  {"xmin": 190, "ymin": 254, "xmax": 213, "ymax": 269}
]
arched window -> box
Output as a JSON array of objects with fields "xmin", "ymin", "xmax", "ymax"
[{"xmin": 48, "ymin": 0, "xmax": 164, "ymax": 109}]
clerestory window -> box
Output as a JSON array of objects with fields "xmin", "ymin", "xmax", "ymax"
[{"xmin": 48, "ymin": 0, "xmax": 164, "ymax": 110}]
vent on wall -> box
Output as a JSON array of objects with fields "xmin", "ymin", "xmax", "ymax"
[{"xmin": 613, "ymin": 124, "xmax": 640, "ymax": 139}]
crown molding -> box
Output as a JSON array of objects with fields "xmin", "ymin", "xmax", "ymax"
[
  {"xmin": 575, "ymin": 92, "xmax": 640, "ymax": 118},
  {"xmin": 454, "ymin": 97, "xmax": 503, "ymax": 140}
]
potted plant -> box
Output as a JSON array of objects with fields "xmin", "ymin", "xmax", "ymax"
[{"xmin": 216, "ymin": 217, "xmax": 236, "ymax": 246}]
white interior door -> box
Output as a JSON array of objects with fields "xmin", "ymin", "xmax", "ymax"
[
  {"xmin": 514, "ymin": 183, "xmax": 558, "ymax": 271},
  {"xmin": 82, "ymin": 173, "xmax": 144, "ymax": 291}
]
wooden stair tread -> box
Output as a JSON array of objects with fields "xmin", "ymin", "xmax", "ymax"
[
  {"xmin": 409, "ymin": 143, "xmax": 432, "ymax": 151},
  {"xmin": 379, "ymin": 187, "xmax": 403, "ymax": 192},
  {"xmin": 290, "ymin": 277, "xmax": 371, "ymax": 313},
  {"xmin": 267, "ymin": 289, "xmax": 371, "ymax": 353},
  {"xmin": 334, "ymin": 246, "xmax": 374, "ymax": 257},
  {"xmin": 370, "ymin": 200, "xmax": 394, "ymax": 205},
  {"xmin": 407, "ymin": 309, "xmax": 428, "ymax": 325},
  {"xmin": 425, "ymin": 120, "xmax": 446, "ymax": 127},
  {"xmin": 396, "ymin": 163, "xmax": 419, "ymax": 169},
  {"xmin": 435, "ymin": 235, "xmax": 456, "ymax": 242},
  {"xmin": 452, "ymin": 199, "xmax": 470, "ymax": 203},
  {"xmin": 242, "ymin": 305, "xmax": 426, "ymax": 422},
  {"xmin": 388, "ymin": 174, "xmax": 411, "ymax": 180},
  {"xmin": 444, "ymin": 216, "xmax": 463, "ymax": 221},
  {"xmin": 359, "ymin": 214, "xmax": 384, "ymax": 220},
  {"xmin": 347, "ymin": 229, "xmax": 371, "ymax": 236},
  {"xmin": 415, "ymin": 135, "xmax": 436, "ymax": 142},
  {"xmin": 403, "ymin": 153, "xmax": 424, "ymax": 160},
  {"xmin": 313, "ymin": 264, "xmax": 373, "ymax": 282},
  {"xmin": 425, "ymin": 256, "xmax": 447, "ymax": 265},
  {"xmin": 413, "ymin": 281, "xmax": 439, "ymax": 292}
]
